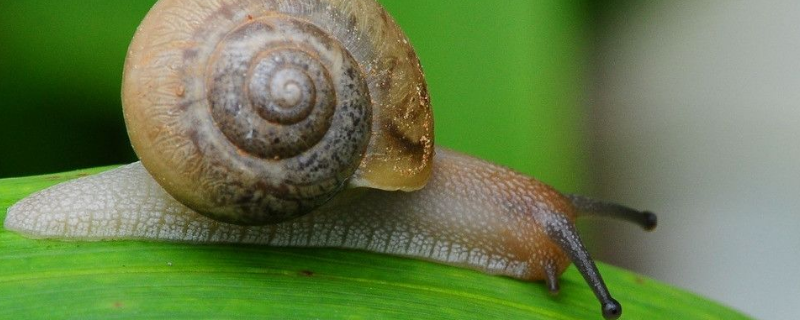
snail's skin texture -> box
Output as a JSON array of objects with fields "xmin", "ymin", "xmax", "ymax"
[
  {"xmin": 5, "ymin": 148, "xmax": 654, "ymax": 320},
  {"xmin": 124, "ymin": 0, "xmax": 434, "ymax": 226},
  {"xmin": 7, "ymin": 148, "xmax": 570, "ymax": 280}
]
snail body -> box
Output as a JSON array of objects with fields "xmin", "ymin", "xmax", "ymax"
[
  {"xmin": 7, "ymin": 148, "xmax": 572, "ymax": 280},
  {"xmin": 4, "ymin": 1, "xmax": 656, "ymax": 319}
]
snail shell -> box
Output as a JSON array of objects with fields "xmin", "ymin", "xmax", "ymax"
[{"xmin": 123, "ymin": 0, "xmax": 433, "ymax": 225}]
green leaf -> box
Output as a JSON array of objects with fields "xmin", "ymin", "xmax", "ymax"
[{"xmin": 0, "ymin": 168, "xmax": 750, "ymax": 320}]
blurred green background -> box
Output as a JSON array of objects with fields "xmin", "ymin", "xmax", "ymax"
[
  {"xmin": 0, "ymin": 0, "xmax": 590, "ymax": 194},
  {"xmin": 4, "ymin": 2, "xmax": 799, "ymax": 319}
]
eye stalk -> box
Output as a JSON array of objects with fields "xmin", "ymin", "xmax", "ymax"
[
  {"xmin": 539, "ymin": 195, "xmax": 656, "ymax": 319},
  {"xmin": 568, "ymin": 194, "xmax": 658, "ymax": 231}
]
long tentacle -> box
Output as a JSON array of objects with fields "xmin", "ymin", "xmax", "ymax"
[
  {"xmin": 567, "ymin": 194, "xmax": 657, "ymax": 231},
  {"xmin": 543, "ymin": 212, "xmax": 622, "ymax": 320}
]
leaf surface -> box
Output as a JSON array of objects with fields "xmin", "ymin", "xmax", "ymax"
[{"xmin": 0, "ymin": 168, "xmax": 751, "ymax": 319}]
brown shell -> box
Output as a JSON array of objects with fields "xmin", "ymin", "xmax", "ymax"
[{"xmin": 123, "ymin": 0, "xmax": 433, "ymax": 225}]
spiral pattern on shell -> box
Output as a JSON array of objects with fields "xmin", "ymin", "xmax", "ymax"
[
  {"xmin": 207, "ymin": 19, "xmax": 370, "ymax": 162},
  {"xmin": 123, "ymin": 1, "xmax": 378, "ymax": 225}
]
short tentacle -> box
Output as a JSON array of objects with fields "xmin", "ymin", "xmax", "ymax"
[
  {"xmin": 567, "ymin": 194, "xmax": 657, "ymax": 231},
  {"xmin": 542, "ymin": 212, "xmax": 622, "ymax": 320},
  {"xmin": 543, "ymin": 262, "xmax": 560, "ymax": 295}
]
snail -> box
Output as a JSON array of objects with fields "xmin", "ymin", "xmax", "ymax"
[{"xmin": 3, "ymin": 0, "xmax": 657, "ymax": 319}]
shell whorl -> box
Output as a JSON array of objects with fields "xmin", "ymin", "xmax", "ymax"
[
  {"xmin": 207, "ymin": 18, "xmax": 370, "ymax": 162},
  {"xmin": 123, "ymin": 0, "xmax": 434, "ymax": 225}
]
